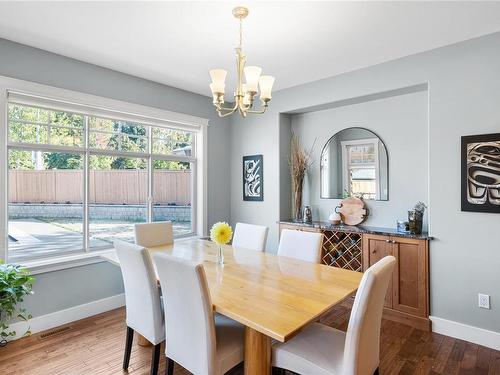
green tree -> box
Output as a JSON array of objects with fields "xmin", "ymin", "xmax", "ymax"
[
  {"xmin": 8, "ymin": 150, "xmax": 34, "ymax": 170},
  {"xmin": 45, "ymin": 153, "xmax": 82, "ymax": 169},
  {"xmin": 153, "ymin": 160, "xmax": 190, "ymax": 170}
]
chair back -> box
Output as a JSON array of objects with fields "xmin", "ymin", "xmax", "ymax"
[
  {"xmin": 154, "ymin": 253, "xmax": 217, "ymax": 375},
  {"xmin": 232, "ymin": 222, "xmax": 269, "ymax": 252},
  {"xmin": 114, "ymin": 240, "xmax": 164, "ymax": 344},
  {"xmin": 277, "ymin": 229, "xmax": 323, "ymax": 263},
  {"xmin": 343, "ymin": 256, "xmax": 396, "ymax": 375},
  {"xmin": 134, "ymin": 221, "xmax": 173, "ymax": 247}
]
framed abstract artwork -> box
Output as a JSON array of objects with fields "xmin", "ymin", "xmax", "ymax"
[
  {"xmin": 243, "ymin": 154, "xmax": 263, "ymax": 201},
  {"xmin": 461, "ymin": 133, "xmax": 500, "ymax": 213}
]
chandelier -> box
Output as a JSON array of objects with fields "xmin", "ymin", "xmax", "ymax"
[{"xmin": 209, "ymin": 6, "xmax": 275, "ymax": 118}]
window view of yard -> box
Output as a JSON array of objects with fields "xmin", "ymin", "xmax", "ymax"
[{"xmin": 7, "ymin": 103, "xmax": 193, "ymax": 262}]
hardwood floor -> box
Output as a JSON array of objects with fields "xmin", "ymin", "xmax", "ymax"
[{"xmin": 1, "ymin": 300, "xmax": 499, "ymax": 375}]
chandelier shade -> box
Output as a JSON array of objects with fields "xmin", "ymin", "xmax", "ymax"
[
  {"xmin": 244, "ymin": 66, "xmax": 262, "ymax": 92},
  {"xmin": 259, "ymin": 75, "xmax": 275, "ymax": 100}
]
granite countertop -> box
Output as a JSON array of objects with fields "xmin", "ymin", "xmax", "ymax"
[{"xmin": 278, "ymin": 220, "xmax": 433, "ymax": 240}]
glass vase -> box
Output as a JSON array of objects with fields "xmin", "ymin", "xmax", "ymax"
[
  {"xmin": 217, "ymin": 244, "xmax": 224, "ymax": 265},
  {"xmin": 408, "ymin": 210, "xmax": 423, "ymax": 235}
]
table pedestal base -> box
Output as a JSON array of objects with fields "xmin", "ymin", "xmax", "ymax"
[
  {"xmin": 244, "ymin": 327, "xmax": 271, "ymax": 375},
  {"xmin": 137, "ymin": 333, "xmax": 152, "ymax": 347}
]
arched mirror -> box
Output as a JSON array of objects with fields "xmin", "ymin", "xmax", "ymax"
[{"xmin": 320, "ymin": 127, "xmax": 388, "ymax": 200}]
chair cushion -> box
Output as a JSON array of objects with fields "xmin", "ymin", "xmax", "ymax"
[
  {"xmin": 272, "ymin": 323, "xmax": 346, "ymax": 375},
  {"xmin": 215, "ymin": 314, "xmax": 245, "ymax": 374}
]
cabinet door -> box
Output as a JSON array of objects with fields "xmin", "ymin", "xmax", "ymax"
[
  {"xmin": 363, "ymin": 234, "xmax": 393, "ymax": 308},
  {"xmin": 391, "ymin": 237, "xmax": 428, "ymax": 317}
]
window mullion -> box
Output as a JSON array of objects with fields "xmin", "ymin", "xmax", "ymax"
[
  {"xmin": 147, "ymin": 126, "xmax": 153, "ymax": 222},
  {"xmin": 83, "ymin": 115, "xmax": 90, "ymax": 252},
  {"xmin": 191, "ymin": 161, "xmax": 197, "ymax": 235},
  {"xmin": 46, "ymin": 109, "xmax": 51, "ymax": 145}
]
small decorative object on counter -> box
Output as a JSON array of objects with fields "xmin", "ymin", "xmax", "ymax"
[
  {"xmin": 396, "ymin": 220, "xmax": 409, "ymax": 233},
  {"xmin": 408, "ymin": 201, "xmax": 427, "ymax": 235},
  {"xmin": 328, "ymin": 210, "xmax": 341, "ymax": 225},
  {"xmin": 303, "ymin": 205, "xmax": 313, "ymax": 224},
  {"xmin": 210, "ymin": 222, "xmax": 233, "ymax": 265},
  {"xmin": 337, "ymin": 197, "xmax": 367, "ymax": 226}
]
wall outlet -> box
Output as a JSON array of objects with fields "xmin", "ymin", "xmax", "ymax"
[{"xmin": 478, "ymin": 294, "xmax": 490, "ymax": 309}]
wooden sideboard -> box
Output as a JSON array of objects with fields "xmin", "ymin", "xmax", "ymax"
[{"xmin": 278, "ymin": 221, "xmax": 432, "ymax": 331}]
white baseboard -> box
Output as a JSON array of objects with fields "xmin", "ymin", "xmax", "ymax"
[
  {"xmin": 8, "ymin": 293, "xmax": 125, "ymax": 341},
  {"xmin": 430, "ymin": 315, "xmax": 500, "ymax": 351}
]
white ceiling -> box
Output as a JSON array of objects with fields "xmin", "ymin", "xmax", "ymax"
[{"xmin": 1, "ymin": 1, "xmax": 500, "ymax": 97}]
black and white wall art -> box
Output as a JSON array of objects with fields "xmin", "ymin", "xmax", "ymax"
[
  {"xmin": 461, "ymin": 133, "xmax": 500, "ymax": 213},
  {"xmin": 243, "ymin": 154, "xmax": 263, "ymax": 201}
]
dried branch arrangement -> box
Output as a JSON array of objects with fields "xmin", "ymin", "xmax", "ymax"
[{"xmin": 289, "ymin": 133, "xmax": 315, "ymax": 221}]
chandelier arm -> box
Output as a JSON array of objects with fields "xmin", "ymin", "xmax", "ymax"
[
  {"xmin": 218, "ymin": 104, "xmax": 238, "ymax": 112},
  {"xmin": 215, "ymin": 101, "xmax": 239, "ymax": 117},
  {"xmin": 245, "ymin": 105, "xmax": 269, "ymax": 114},
  {"xmin": 216, "ymin": 100, "xmax": 239, "ymax": 112},
  {"xmin": 216, "ymin": 109, "xmax": 237, "ymax": 118}
]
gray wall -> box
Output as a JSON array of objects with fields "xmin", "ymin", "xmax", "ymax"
[
  {"xmin": 22, "ymin": 262, "xmax": 125, "ymax": 318},
  {"xmin": 230, "ymin": 32, "xmax": 500, "ymax": 333},
  {"xmin": 279, "ymin": 114, "xmax": 292, "ymax": 221},
  {"xmin": 0, "ymin": 38, "xmax": 231, "ymax": 317},
  {"xmin": 291, "ymin": 90, "xmax": 428, "ymax": 230}
]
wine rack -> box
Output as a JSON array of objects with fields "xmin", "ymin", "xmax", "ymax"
[{"xmin": 321, "ymin": 230, "xmax": 363, "ymax": 272}]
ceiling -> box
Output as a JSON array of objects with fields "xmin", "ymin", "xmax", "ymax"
[{"xmin": 1, "ymin": 1, "xmax": 500, "ymax": 97}]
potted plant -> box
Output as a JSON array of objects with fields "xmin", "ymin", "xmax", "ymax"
[
  {"xmin": 0, "ymin": 261, "xmax": 34, "ymax": 347},
  {"xmin": 408, "ymin": 201, "xmax": 427, "ymax": 235}
]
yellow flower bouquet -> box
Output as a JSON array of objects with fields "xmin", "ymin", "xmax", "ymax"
[{"xmin": 210, "ymin": 222, "xmax": 233, "ymax": 264}]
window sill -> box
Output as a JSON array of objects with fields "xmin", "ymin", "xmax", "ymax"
[
  {"xmin": 19, "ymin": 249, "xmax": 116, "ymax": 275},
  {"xmin": 19, "ymin": 235, "xmax": 201, "ymax": 275}
]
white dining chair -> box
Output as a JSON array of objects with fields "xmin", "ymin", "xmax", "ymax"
[
  {"xmin": 114, "ymin": 240, "xmax": 165, "ymax": 375},
  {"xmin": 134, "ymin": 221, "xmax": 174, "ymax": 247},
  {"xmin": 153, "ymin": 253, "xmax": 245, "ymax": 375},
  {"xmin": 232, "ymin": 222, "xmax": 269, "ymax": 252},
  {"xmin": 277, "ymin": 229, "xmax": 324, "ymax": 263},
  {"xmin": 272, "ymin": 256, "xmax": 396, "ymax": 375}
]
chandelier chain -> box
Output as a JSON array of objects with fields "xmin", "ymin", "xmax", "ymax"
[{"xmin": 239, "ymin": 18, "xmax": 243, "ymax": 49}]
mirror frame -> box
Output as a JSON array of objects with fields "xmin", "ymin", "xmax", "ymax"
[{"xmin": 319, "ymin": 126, "xmax": 389, "ymax": 200}]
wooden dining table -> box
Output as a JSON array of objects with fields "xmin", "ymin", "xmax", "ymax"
[{"xmin": 102, "ymin": 238, "xmax": 362, "ymax": 375}]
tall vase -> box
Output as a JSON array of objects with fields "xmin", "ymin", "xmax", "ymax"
[
  {"xmin": 217, "ymin": 244, "xmax": 224, "ymax": 265},
  {"xmin": 293, "ymin": 176, "xmax": 304, "ymax": 222}
]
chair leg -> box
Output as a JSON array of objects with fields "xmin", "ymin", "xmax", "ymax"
[
  {"xmin": 374, "ymin": 367, "xmax": 380, "ymax": 375},
  {"xmin": 150, "ymin": 343, "xmax": 161, "ymax": 375},
  {"xmin": 123, "ymin": 326, "xmax": 134, "ymax": 370},
  {"xmin": 165, "ymin": 357, "xmax": 174, "ymax": 375}
]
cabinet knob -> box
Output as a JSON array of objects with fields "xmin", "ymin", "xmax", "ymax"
[
  {"xmin": 392, "ymin": 240, "xmax": 397, "ymax": 244},
  {"xmin": 385, "ymin": 239, "xmax": 391, "ymax": 243},
  {"xmin": 372, "ymin": 250, "xmax": 376, "ymax": 254}
]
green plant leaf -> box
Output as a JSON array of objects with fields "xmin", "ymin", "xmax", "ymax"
[{"xmin": 0, "ymin": 262, "xmax": 34, "ymax": 343}]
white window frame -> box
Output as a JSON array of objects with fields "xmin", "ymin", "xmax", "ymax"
[
  {"xmin": 0, "ymin": 76, "xmax": 209, "ymax": 271},
  {"xmin": 341, "ymin": 138, "xmax": 380, "ymax": 200}
]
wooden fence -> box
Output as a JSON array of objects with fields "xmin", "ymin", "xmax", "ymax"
[{"xmin": 8, "ymin": 170, "xmax": 191, "ymax": 205}]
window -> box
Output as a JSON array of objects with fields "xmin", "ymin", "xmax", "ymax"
[
  {"xmin": 153, "ymin": 160, "xmax": 192, "ymax": 235},
  {"xmin": 8, "ymin": 150, "xmax": 84, "ymax": 261},
  {"xmin": 341, "ymin": 139, "xmax": 379, "ymax": 200},
  {"xmin": 6, "ymin": 102, "xmax": 198, "ymax": 262}
]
